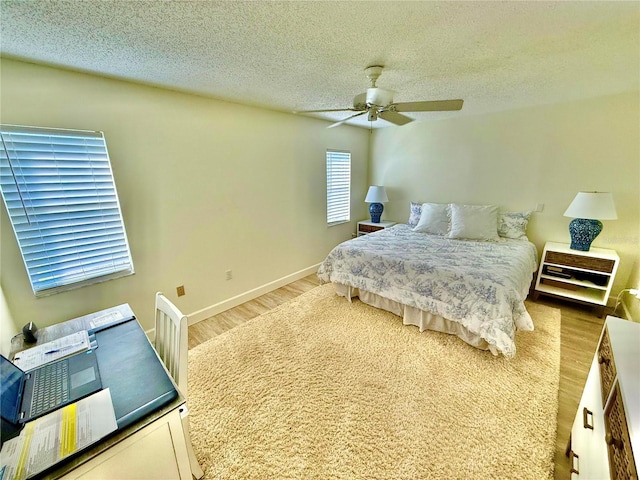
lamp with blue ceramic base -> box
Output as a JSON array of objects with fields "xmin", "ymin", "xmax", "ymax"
[
  {"xmin": 368, "ymin": 202, "xmax": 384, "ymax": 223},
  {"xmin": 364, "ymin": 186, "xmax": 388, "ymax": 223},
  {"xmin": 563, "ymin": 192, "xmax": 617, "ymax": 252}
]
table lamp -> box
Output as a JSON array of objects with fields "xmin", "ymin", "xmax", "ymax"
[
  {"xmin": 563, "ymin": 192, "xmax": 617, "ymax": 251},
  {"xmin": 365, "ymin": 186, "xmax": 388, "ymax": 223}
]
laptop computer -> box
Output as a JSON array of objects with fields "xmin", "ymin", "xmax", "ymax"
[{"xmin": 0, "ymin": 351, "xmax": 102, "ymax": 431}]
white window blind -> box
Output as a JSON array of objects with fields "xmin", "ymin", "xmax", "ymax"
[
  {"xmin": 0, "ymin": 125, "xmax": 134, "ymax": 296},
  {"xmin": 326, "ymin": 150, "xmax": 351, "ymax": 225}
]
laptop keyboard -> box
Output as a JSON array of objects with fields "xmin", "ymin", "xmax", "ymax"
[{"xmin": 30, "ymin": 360, "xmax": 70, "ymax": 417}]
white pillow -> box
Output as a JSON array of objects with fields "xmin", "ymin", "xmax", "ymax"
[
  {"xmin": 413, "ymin": 203, "xmax": 450, "ymax": 235},
  {"xmin": 447, "ymin": 204, "xmax": 499, "ymax": 241},
  {"xmin": 498, "ymin": 211, "xmax": 532, "ymax": 240}
]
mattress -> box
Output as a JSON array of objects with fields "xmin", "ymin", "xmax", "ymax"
[{"xmin": 317, "ymin": 224, "xmax": 538, "ymax": 357}]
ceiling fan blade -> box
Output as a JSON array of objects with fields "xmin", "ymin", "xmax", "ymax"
[
  {"xmin": 353, "ymin": 92, "xmax": 367, "ymax": 109},
  {"xmin": 393, "ymin": 99, "xmax": 464, "ymax": 112},
  {"xmin": 379, "ymin": 110, "xmax": 413, "ymax": 126},
  {"xmin": 327, "ymin": 111, "xmax": 368, "ymax": 128},
  {"xmin": 293, "ymin": 107, "xmax": 360, "ymax": 114}
]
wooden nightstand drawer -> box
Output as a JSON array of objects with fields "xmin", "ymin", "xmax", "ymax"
[
  {"xmin": 545, "ymin": 251, "xmax": 615, "ymax": 273},
  {"xmin": 359, "ymin": 224, "xmax": 383, "ymax": 233},
  {"xmin": 356, "ymin": 220, "xmax": 396, "ymax": 236}
]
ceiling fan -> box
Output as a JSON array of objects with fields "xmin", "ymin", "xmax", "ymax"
[{"xmin": 293, "ymin": 65, "xmax": 463, "ymax": 128}]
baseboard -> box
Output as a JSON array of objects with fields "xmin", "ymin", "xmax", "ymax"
[
  {"xmin": 187, "ymin": 264, "xmax": 321, "ymax": 326},
  {"xmin": 145, "ymin": 328, "xmax": 155, "ymax": 342}
]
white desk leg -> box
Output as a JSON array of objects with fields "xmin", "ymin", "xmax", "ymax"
[{"xmin": 179, "ymin": 405, "xmax": 204, "ymax": 479}]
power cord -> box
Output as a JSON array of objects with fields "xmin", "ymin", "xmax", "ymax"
[{"xmin": 612, "ymin": 288, "xmax": 640, "ymax": 316}]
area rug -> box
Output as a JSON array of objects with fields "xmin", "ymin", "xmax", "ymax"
[{"xmin": 188, "ymin": 284, "xmax": 560, "ymax": 480}]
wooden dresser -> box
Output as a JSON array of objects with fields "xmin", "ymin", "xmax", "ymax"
[{"xmin": 568, "ymin": 316, "xmax": 639, "ymax": 479}]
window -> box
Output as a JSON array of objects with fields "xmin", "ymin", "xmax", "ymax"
[
  {"xmin": 326, "ymin": 150, "xmax": 351, "ymax": 225},
  {"xmin": 0, "ymin": 125, "xmax": 134, "ymax": 296}
]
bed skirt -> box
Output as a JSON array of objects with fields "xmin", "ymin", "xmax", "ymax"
[{"xmin": 334, "ymin": 283, "xmax": 498, "ymax": 355}]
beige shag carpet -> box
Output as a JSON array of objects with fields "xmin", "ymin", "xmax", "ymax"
[{"xmin": 188, "ymin": 284, "xmax": 560, "ymax": 480}]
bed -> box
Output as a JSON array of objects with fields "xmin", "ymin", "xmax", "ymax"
[{"xmin": 317, "ymin": 206, "xmax": 538, "ymax": 357}]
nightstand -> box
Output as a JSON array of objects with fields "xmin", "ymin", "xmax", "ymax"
[
  {"xmin": 357, "ymin": 220, "xmax": 396, "ymax": 236},
  {"xmin": 533, "ymin": 241, "xmax": 619, "ymax": 317}
]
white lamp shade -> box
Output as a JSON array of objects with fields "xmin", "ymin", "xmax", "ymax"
[
  {"xmin": 563, "ymin": 192, "xmax": 617, "ymax": 220},
  {"xmin": 365, "ymin": 186, "xmax": 388, "ymax": 203}
]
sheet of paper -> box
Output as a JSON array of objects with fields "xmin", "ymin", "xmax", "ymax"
[
  {"xmin": 88, "ymin": 311, "xmax": 124, "ymax": 329},
  {"xmin": 0, "ymin": 389, "xmax": 117, "ymax": 480},
  {"xmin": 12, "ymin": 331, "xmax": 90, "ymax": 371}
]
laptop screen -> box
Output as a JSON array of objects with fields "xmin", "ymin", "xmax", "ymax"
[{"xmin": 0, "ymin": 355, "xmax": 24, "ymax": 423}]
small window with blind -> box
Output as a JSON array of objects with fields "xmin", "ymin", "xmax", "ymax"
[
  {"xmin": 0, "ymin": 125, "xmax": 134, "ymax": 297},
  {"xmin": 326, "ymin": 150, "xmax": 351, "ymax": 225}
]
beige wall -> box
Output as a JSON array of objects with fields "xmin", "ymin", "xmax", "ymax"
[
  {"xmin": 0, "ymin": 59, "xmax": 370, "ymax": 337},
  {"xmin": 2, "ymin": 58, "xmax": 638, "ymax": 345},
  {"xmin": 370, "ymin": 92, "xmax": 640, "ymax": 313},
  {"xmin": 624, "ymin": 262, "xmax": 640, "ymax": 322},
  {"xmin": 0, "ymin": 283, "xmax": 18, "ymax": 357}
]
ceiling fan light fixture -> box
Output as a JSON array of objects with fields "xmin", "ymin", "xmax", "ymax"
[
  {"xmin": 294, "ymin": 65, "xmax": 464, "ymax": 127},
  {"xmin": 366, "ymin": 87, "xmax": 394, "ymax": 107}
]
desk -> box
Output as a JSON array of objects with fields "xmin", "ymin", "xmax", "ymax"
[{"xmin": 9, "ymin": 305, "xmax": 192, "ymax": 479}]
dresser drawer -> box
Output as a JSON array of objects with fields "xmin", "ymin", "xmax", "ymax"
[
  {"xmin": 598, "ymin": 328, "xmax": 617, "ymax": 404},
  {"xmin": 569, "ymin": 317, "xmax": 639, "ymax": 480},
  {"xmin": 544, "ymin": 251, "xmax": 615, "ymax": 273},
  {"xmin": 604, "ymin": 382, "xmax": 637, "ymax": 480}
]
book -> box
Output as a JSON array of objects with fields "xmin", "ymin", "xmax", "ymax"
[{"xmin": 543, "ymin": 266, "xmax": 572, "ymax": 279}]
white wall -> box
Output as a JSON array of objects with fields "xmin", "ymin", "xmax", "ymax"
[
  {"xmin": 2, "ymin": 58, "xmax": 638, "ymax": 343},
  {"xmin": 0, "ymin": 59, "xmax": 370, "ymax": 336},
  {"xmin": 370, "ymin": 92, "xmax": 640, "ymax": 308},
  {"xmin": 0, "ymin": 282, "xmax": 19, "ymax": 357},
  {"xmin": 624, "ymin": 262, "xmax": 640, "ymax": 321}
]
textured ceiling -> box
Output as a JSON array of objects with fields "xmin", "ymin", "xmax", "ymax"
[{"xmin": 1, "ymin": 1, "xmax": 639, "ymax": 129}]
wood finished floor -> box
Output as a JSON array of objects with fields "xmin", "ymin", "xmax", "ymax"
[{"xmin": 188, "ymin": 274, "xmax": 606, "ymax": 480}]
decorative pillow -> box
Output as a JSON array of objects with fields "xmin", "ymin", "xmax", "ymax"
[
  {"xmin": 498, "ymin": 211, "xmax": 532, "ymax": 240},
  {"xmin": 407, "ymin": 201, "xmax": 422, "ymax": 228},
  {"xmin": 447, "ymin": 204, "xmax": 499, "ymax": 241},
  {"xmin": 413, "ymin": 203, "xmax": 450, "ymax": 235}
]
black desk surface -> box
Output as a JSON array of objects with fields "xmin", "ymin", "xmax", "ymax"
[
  {"xmin": 93, "ymin": 318, "xmax": 178, "ymax": 429},
  {"xmin": 9, "ymin": 304, "xmax": 183, "ymax": 479}
]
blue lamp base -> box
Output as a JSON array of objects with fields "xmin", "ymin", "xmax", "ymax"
[
  {"xmin": 569, "ymin": 218, "xmax": 603, "ymax": 251},
  {"xmin": 369, "ymin": 203, "xmax": 383, "ymax": 223}
]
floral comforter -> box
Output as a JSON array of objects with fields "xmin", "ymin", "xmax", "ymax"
[{"xmin": 317, "ymin": 225, "xmax": 538, "ymax": 357}]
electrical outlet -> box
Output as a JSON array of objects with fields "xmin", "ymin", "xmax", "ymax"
[
  {"xmin": 176, "ymin": 285, "xmax": 185, "ymax": 297},
  {"xmin": 226, "ymin": 270, "xmax": 232, "ymax": 281},
  {"xmin": 535, "ymin": 203, "xmax": 544, "ymax": 213}
]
